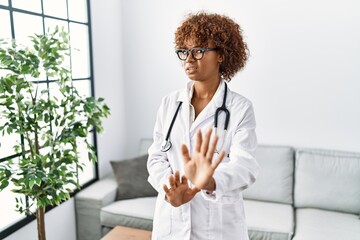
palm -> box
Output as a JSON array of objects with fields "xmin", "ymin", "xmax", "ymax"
[
  {"xmin": 182, "ymin": 128, "xmax": 225, "ymax": 189},
  {"xmin": 184, "ymin": 152, "xmax": 215, "ymax": 189},
  {"xmin": 166, "ymin": 182, "xmax": 196, "ymax": 207},
  {"xmin": 163, "ymin": 171, "xmax": 199, "ymax": 207}
]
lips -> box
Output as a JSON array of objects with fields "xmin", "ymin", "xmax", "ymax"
[{"xmin": 185, "ymin": 65, "xmax": 198, "ymax": 74}]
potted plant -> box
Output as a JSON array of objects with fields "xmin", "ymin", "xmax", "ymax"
[{"xmin": 0, "ymin": 27, "xmax": 110, "ymax": 240}]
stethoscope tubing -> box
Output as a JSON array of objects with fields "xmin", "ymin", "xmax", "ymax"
[
  {"xmin": 214, "ymin": 83, "xmax": 230, "ymax": 130},
  {"xmin": 161, "ymin": 102, "xmax": 182, "ymax": 152},
  {"xmin": 165, "ymin": 102, "xmax": 183, "ymax": 141}
]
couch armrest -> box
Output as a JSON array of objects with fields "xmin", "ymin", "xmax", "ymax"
[{"xmin": 75, "ymin": 175, "xmax": 118, "ymax": 240}]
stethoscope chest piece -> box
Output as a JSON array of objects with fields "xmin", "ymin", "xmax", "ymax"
[{"xmin": 160, "ymin": 140, "xmax": 172, "ymax": 152}]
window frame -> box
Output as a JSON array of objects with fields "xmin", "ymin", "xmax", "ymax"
[{"xmin": 0, "ymin": 0, "xmax": 98, "ymax": 238}]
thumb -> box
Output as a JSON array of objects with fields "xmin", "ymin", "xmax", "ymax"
[{"xmin": 191, "ymin": 186, "xmax": 201, "ymax": 195}]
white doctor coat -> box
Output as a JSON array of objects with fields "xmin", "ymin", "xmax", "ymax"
[{"xmin": 147, "ymin": 80, "xmax": 259, "ymax": 240}]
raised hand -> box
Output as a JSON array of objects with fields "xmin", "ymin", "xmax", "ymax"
[
  {"xmin": 163, "ymin": 171, "xmax": 200, "ymax": 207},
  {"xmin": 181, "ymin": 128, "xmax": 225, "ymax": 190}
]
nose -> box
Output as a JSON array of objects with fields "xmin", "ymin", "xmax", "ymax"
[{"xmin": 185, "ymin": 50, "xmax": 195, "ymax": 62}]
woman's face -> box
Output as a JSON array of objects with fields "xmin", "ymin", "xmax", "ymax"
[{"xmin": 181, "ymin": 40, "xmax": 222, "ymax": 82}]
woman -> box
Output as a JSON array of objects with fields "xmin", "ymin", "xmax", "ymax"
[{"xmin": 147, "ymin": 12, "xmax": 259, "ymax": 240}]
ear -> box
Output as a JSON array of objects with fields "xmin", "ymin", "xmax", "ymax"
[{"xmin": 217, "ymin": 53, "xmax": 224, "ymax": 63}]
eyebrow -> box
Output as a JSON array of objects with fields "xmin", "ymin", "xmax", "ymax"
[{"xmin": 178, "ymin": 46, "xmax": 202, "ymax": 50}]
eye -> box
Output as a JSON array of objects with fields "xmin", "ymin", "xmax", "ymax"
[{"xmin": 194, "ymin": 48, "xmax": 205, "ymax": 54}]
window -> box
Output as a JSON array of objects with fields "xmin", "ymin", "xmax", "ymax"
[{"xmin": 0, "ymin": 0, "xmax": 97, "ymax": 238}]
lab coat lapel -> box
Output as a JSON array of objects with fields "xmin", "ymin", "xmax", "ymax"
[{"xmin": 177, "ymin": 84, "xmax": 191, "ymax": 147}]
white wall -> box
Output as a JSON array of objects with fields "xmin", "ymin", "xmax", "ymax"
[
  {"xmin": 233, "ymin": 0, "xmax": 360, "ymax": 151},
  {"xmin": 90, "ymin": 0, "xmax": 126, "ymax": 178},
  {"xmin": 121, "ymin": 0, "xmax": 360, "ymax": 156}
]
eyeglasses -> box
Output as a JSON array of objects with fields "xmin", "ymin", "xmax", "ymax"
[{"xmin": 175, "ymin": 47, "xmax": 218, "ymax": 61}]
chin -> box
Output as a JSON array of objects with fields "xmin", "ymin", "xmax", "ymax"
[{"xmin": 186, "ymin": 74, "xmax": 203, "ymax": 82}]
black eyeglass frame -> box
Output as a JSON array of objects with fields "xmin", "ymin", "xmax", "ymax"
[{"xmin": 175, "ymin": 47, "xmax": 219, "ymax": 61}]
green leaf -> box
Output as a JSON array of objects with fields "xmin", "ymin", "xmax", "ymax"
[
  {"xmin": 35, "ymin": 176, "xmax": 42, "ymax": 186},
  {"xmin": 0, "ymin": 180, "xmax": 9, "ymax": 190},
  {"xmin": 5, "ymin": 169, "xmax": 11, "ymax": 178},
  {"xmin": 7, "ymin": 126, "xmax": 13, "ymax": 134},
  {"xmin": 29, "ymin": 179, "xmax": 35, "ymax": 189}
]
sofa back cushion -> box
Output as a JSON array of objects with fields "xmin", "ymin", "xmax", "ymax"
[
  {"xmin": 243, "ymin": 145, "xmax": 295, "ymax": 204},
  {"xmin": 111, "ymin": 154, "xmax": 158, "ymax": 200},
  {"xmin": 294, "ymin": 148, "xmax": 360, "ymax": 214}
]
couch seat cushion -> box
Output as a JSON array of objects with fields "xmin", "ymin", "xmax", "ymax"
[
  {"xmin": 244, "ymin": 199, "xmax": 294, "ymax": 240},
  {"xmin": 293, "ymin": 208, "xmax": 360, "ymax": 240},
  {"xmin": 100, "ymin": 197, "xmax": 156, "ymax": 230}
]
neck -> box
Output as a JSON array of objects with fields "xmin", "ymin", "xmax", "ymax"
[{"xmin": 193, "ymin": 77, "xmax": 221, "ymax": 100}]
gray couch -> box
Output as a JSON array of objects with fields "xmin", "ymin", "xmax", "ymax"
[{"xmin": 75, "ymin": 145, "xmax": 360, "ymax": 240}]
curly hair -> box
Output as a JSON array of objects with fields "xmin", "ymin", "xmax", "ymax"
[{"xmin": 175, "ymin": 12, "xmax": 249, "ymax": 81}]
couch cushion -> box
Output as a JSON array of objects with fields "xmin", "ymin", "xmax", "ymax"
[
  {"xmin": 294, "ymin": 148, "xmax": 360, "ymax": 214},
  {"xmin": 292, "ymin": 208, "xmax": 360, "ymax": 240},
  {"xmin": 244, "ymin": 199, "xmax": 294, "ymax": 240},
  {"xmin": 243, "ymin": 145, "xmax": 294, "ymax": 204},
  {"xmin": 110, "ymin": 155, "xmax": 157, "ymax": 200},
  {"xmin": 100, "ymin": 197, "xmax": 156, "ymax": 230}
]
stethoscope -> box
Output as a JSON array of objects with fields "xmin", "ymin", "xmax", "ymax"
[{"xmin": 160, "ymin": 83, "xmax": 230, "ymax": 152}]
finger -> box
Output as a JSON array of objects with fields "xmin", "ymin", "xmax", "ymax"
[
  {"xmin": 211, "ymin": 150, "xmax": 225, "ymax": 170},
  {"xmin": 195, "ymin": 129, "xmax": 203, "ymax": 152},
  {"xmin": 181, "ymin": 144, "xmax": 191, "ymax": 164},
  {"xmin": 174, "ymin": 171, "xmax": 180, "ymax": 186},
  {"xmin": 206, "ymin": 134, "xmax": 219, "ymax": 159},
  {"xmin": 181, "ymin": 175, "xmax": 188, "ymax": 185},
  {"xmin": 163, "ymin": 184, "xmax": 170, "ymax": 193},
  {"xmin": 200, "ymin": 128, "xmax": 213, "ymax": 155},
  {"xmin": 169, "ymin": 175, "xmax": 176, "ymax": 189}
]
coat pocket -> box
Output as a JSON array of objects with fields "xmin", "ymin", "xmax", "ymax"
[
  {"xmin": 209, "ymin": 199, "xmax": 246, "ymax": 240},
  {"xmin": 153, "ymin": 195, "xmax": 171, "ymax": 238}
]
